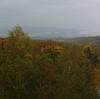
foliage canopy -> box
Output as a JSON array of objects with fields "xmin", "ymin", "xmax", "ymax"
[{"xmin": 0, "ymin": 26, "xmax": 99, "ymax": 99}]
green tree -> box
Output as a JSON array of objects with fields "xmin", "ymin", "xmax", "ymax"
[
  {"xmin": 83, "ymin": 45, "xmax": 98, "ymax": 65},
  {"xmin": 0, "ymin": 25, "xmax": 36, "ymax": 99}
]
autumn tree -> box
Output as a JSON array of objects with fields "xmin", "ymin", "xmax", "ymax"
[
  {"xmin": 83, "ymin": 44, "xmax": 98, "ymax": 65},
  {"xmin": 0, "ymin": 25, "xmax": 36, "ymax": 99},
  {"xmin": 54, "ymin": 44, "xmax": 98, "ymax": 99}
]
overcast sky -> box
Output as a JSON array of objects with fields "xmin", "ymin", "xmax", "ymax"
[{"xmin": 1, "ymin": 0, "xmax": 100, "ymax": 32}]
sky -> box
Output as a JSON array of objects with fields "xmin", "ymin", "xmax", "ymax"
[{"xmin": 0, "ymin": 0, "xmax": 100, "ymax": 36}]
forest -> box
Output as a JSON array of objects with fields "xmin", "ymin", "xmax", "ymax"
[{"xmin": 0, "ymin": 26, "xmax": 100, "ymax": 99}]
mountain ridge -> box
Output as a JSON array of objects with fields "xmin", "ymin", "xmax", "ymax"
[{"xmin": 0, "ymin": 26, "xmax": 88, "ymax": 38}]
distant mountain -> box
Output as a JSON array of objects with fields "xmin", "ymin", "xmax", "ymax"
[
  {"xmin": 0, "ymin": 27, "xmax": 100, "ymax": 42},
  {"xmin": 23, "ymin": 26, "xmax": 83, "ymax": 38},
  {"xmin": 0, "ymin": 26, "xmax": 100, "ymax": 45},
  {"xmin": 0, "ymin": 26, "xmax": 82, "ymax": 38},
  {"xmin": 56, "ymin": 36, "xmax": 100, "ymax": 45}
]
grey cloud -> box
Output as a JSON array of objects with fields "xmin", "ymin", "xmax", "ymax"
[{"xmin": 0, "ymin": 0, "xmax": 100, "ymax": 36}]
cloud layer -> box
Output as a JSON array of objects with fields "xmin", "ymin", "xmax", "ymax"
[{"xmin": 0, "ymin": 0, "xmax": 100, "ymax": 36}]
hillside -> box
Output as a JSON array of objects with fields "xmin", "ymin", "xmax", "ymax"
[
  {"xmin": 0, "ymin": 26, "xmax": 100, "ymax": 99},
  {"xmin": 56, "ymin": 36, "xmax": 100, "ymax": 45}
]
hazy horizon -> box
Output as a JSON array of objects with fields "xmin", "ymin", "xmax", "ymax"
[{"xmin": 0, "ymin": 26, "xmax": 100, "ymax": 38}]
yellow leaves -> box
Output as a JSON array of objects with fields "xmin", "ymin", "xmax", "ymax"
[
  {"xmin": 54, "ymin": 45, "xmax": 63, "ymax": 53},
  {"xmin": 83, "ymin": 44, "xmax": 93, "ymax": 51},
  {"xmin": 41, "ymin": 45, "xmax": 54, "ymax": 53},
  {"xmin": 83, "ymin": 44, "xmax": 91, "ymax": 49},
  {"xmin": 41, "ymin": 45, "xmax": 63, "ymax": 53},
  {"xmin": 25, "ymin": 52, "xmax": 32, "ymax": 58},
  {"xmin": 54, "ymin": 45, "xmax": 63, "ymax": 50},
  {"xmin": 21, "ymin": 44, "xmax": 25, "ymax": 49},
  {"xmin": 81, "ymin": 52, "xmax": 86, "ymax": 57},
  {"xmin": 41, "ymin": 47, "xmax": 45, "ymax": 52}
]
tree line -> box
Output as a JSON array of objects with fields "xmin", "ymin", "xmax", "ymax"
[{"xmin": 0, "ymin": 25, "xmax": 100, "ymax": 99}]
